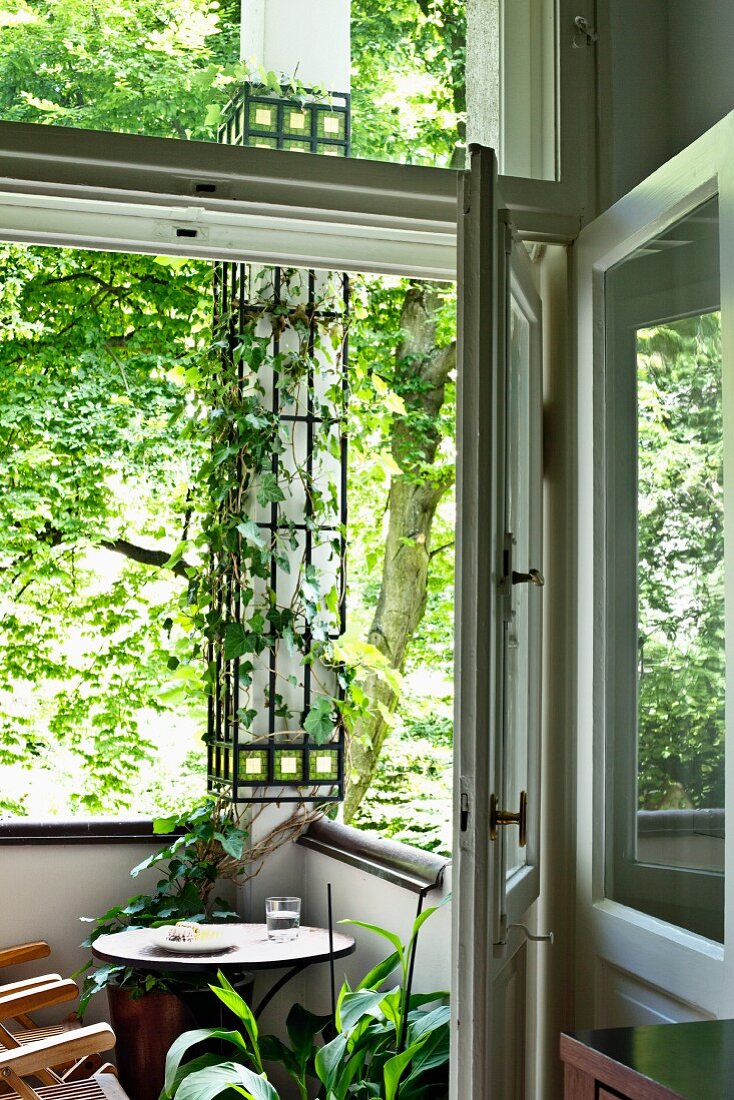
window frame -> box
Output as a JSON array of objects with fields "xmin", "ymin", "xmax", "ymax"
[
  {"xmin": 604, "ymin": 199, "xmax": 725, "ymax": 941},
  {"xmin": 0, "ymin": 122, "xmax": 461, "ymax": 838}
]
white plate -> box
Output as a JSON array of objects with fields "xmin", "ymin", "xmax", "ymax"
[{"xmin": 150, "ymin": 926, "xmax": 237, "ymax": 954}]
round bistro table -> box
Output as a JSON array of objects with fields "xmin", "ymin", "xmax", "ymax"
[
  {"xmin": 92, "ymin": 924, "xmax": 355, "ymax": 1100},
  {"xmin": 92, "ymin": 923, "xmax": 355, "ymax": 1018}
]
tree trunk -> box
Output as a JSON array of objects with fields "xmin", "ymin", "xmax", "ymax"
[{"xmin": 343, "ymin": 282, "xmax": 455, "ymax": 822}]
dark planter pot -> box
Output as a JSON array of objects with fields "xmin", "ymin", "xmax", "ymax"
[{"xmin": 107, "ymin": 974, "xmax": 254, "ymax": 1100}]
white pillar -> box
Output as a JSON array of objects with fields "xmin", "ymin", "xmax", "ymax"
[{"xmin": 241, "ymin": 0, "xmax": 351, "ymax": 92}]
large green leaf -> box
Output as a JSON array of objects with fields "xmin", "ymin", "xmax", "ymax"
[
  {"xmin": 383, "ymin": 1035, "xmax": 431, "ymax": 1100},
  {"xmin": 404, "ymin": 1020, "xmax": 450, "ymax": 1082},
  {"xmin": 339, "ymin": 986, "xmax": 399, "ymax": 1032},
  {"xmin": 159, "ymin": 1053, "xmax": 229, "ymax": 1100},
  {"xmin": 285, "ymin": 1002, "xmax": 331, "ymax": 1066},
  {"xmin": 339, "ymin": 919, "xmax": 404, "ymax": 959},
  {"xmin": 407, "ymin": 1005, "xmax": 451, "ymax": 1043},
  {"xmin": 209, "ymin": 972, "xmax": 260, "ymax": 1064},
  {"xmin": 356, "ymin": 950, "xmax": 400, "ymax": 992},
  {"xmin": 164, "ymin": 1030, "xmax": 247, "ymax": 1094},
  {"xmin": 172, "ymin": 1063, "xmax": 278, "ymax": 1100},
  {"xmin": 314, "ymin": 1033, "xmax": 348, "ymax": 1092},
  {"xmin": 258, "ymin": 1035, "xmax": 300, "ymax": 1079}
]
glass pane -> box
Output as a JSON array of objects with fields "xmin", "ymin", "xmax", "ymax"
[
  {"xmin": 500, "ymin": 0, "xmax": 557, "ymax": 181},
  {"xmin": 606, "ymin": 195, "xmax": 724, "ymax": 941},
  {"xmin": 0, "ymin": 1, "xmax": 466, "ymax": 168},
  {"xmin": 504, "ymin": 293, "xmax": 531, "ymax": 880}
]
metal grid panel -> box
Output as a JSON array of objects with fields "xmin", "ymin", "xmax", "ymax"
[
  {"xmin": 207, "ymin": 265, "xmax": 348, "ymax": 803},
  {"xmin": 218, "ymin": 84, "xmax": 350, "ymax": 158},
  {"xmin": 209, "ymin": 82, "xmax": 351, "ymax": 804}
]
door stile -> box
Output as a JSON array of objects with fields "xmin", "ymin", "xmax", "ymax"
[
  {"xmin": 574, "ymin": 108, "xmax": 734, "ymax": 1031},
  {"xmin": 719, "ymin": 143, "xmax": 734, "ymax": 961},
  {"xmin": 451, "ymin": 143, "xmax": 502, "ymax": 1100}
]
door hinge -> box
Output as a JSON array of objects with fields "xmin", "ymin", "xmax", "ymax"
[
  {"xmin": 501, "ymin": 211, "xmax": 514, "ymax": 255},
  {"xmin": 460, "ymin": 171, "xmax": 471, "ymax": 216},
  {"xmin": 460, "ymin": 779, "xmax": 470, "ymax": 831},
  {"xmin": 500, "ymin": 532, "xmax": 513, "ymax": 618}
]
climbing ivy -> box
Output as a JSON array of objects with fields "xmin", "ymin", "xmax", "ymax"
[{"xmin": 174, "ymin": 268, "xmax": 392, "ymax": 774}]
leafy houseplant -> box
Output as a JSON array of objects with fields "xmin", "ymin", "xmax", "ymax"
[
  {"xmin": 161, "ymin": 906, "xmax": 450, "ymax": 1100},
  {"xmin": 77, "ymin": 794, "xmax": 248, "ymax": 1012}
]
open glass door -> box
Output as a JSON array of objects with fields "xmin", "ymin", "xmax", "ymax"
[
  {"xmin": 452, "ymin": 142, "xmax": 503, "ymax": 1100},
  {"xmin": 575, "ymin": 109, "xmax": 734, "ymax": 1028},
  {"xmin": 452, "ymin": 145, "xmax": 545, "ymax": 1099}
]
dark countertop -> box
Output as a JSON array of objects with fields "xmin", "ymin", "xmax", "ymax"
[{"xmin": 562, "ymin": 1019, "xmax": 734, "ymax": 1099}]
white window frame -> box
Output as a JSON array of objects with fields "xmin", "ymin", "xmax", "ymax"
[{"xmin": 0, "ymin": 122, "xmax": 457, "ymax": 278}]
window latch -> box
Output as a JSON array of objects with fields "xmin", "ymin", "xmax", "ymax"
[
  {"xmin": 572, "ymin": 15, "xmax": 598, "ymax": 48},
  {"xmin": 511, "ymin": 568, "xmax": 545, "ymax": 587}
]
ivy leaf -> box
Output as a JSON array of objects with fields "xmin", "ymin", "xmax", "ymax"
[
  {"xmin": 215, "ymin": 828, "xmax": 247, "ymax": 860},
  {"xmin": 256, "ymin": 473, "xmax": 285, "ymax": 506},
  {"xmin": 224, "ymin": 623, "xmax": 249, "ymax": 660},
  {"xmin": 304, "ymin": 697, "xmax": 335, "ymax": 743},
  {"xmin": 237, "ymin": 520, "xmax": 267, "ymax": 548}
]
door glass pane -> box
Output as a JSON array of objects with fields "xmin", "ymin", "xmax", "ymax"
[
  {"xmin": 606, "ymin": 195, "xmax": 724, "ymax": 941},
  {"xmin": 504, "ymin": 295, "xmax": 531, "ymax": 880}
]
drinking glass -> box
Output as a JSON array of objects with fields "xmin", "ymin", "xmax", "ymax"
[{"xmin": 266, "ymin": 896, "xmax": 301, "ymax": 941}]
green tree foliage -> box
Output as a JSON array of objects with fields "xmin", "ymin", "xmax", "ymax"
[
  {"xmin": 637, "ymin": 312, "xmax": 724, "ymax": 809},
  {"xmin": 0, "ymin": 245, "xmax": 213, "ymax": 814},
  {"xmin": 351, "ymin": 0, "xmax": 465, "ymax": 166},
  {"xmin": 0, "ymin": 0, "xmax": 241, "ymax": 138}
]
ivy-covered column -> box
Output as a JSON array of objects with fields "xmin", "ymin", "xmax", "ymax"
[
  {"xmin": 203, "ymin": 4, "xmax": 353, "ymax": 900},
  {"xmin": 206, "ymin": 265, "xmax": 349, "ymax": 805}
]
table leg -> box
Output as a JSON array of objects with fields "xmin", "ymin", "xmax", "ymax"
[{"xmin": 252, "ymin": 962, "xmax": 311, "ymax": 1019}]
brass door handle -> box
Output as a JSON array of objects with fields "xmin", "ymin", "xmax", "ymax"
[
  {"xmin": 490, "ymin": 790, "xmax": 527, "ymax": 846},
  {"xmin": 511, "ymin": 568, "xmax": 544, "ymax": 587}
]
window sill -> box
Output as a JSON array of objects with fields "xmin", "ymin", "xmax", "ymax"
[
  {"xmin": 0, "ymin": 818, "xmax": 179, "ymax": 844},
  {"xmin": 298, "ymin": 817, "xmax": 450, "ymax": 894}
]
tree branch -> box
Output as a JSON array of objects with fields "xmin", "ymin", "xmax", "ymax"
[
  {"xmin": 429, "ymin": 540, "xmax": 455, "ymax": 559},
  {"xmin": 99, "ymin": 538, "xmax": 192, "ymax": 577}
]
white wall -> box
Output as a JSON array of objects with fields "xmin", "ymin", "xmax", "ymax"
[
  {"xmin": 0, "ymin": 840, "xmax": 165, "ymax": 1026},
  {"xmin": 667, "ymin": 0, "xmax": 734, "ymax": 153},
  {"xmin": 240, "ymin": 0, "xmax": 351, "ymax": 91},
  {"xmin": 602, "ymin": 0, "xmax": 734, "ymax": 207}
]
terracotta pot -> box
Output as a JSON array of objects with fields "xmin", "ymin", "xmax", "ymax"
[{"xmin": 107, "ymin": 975, "xmax": 254, "ymax": 1100}]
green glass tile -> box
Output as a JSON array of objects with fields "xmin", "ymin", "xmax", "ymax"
[
  {"xmin": 238, "ymin": 749, "xmax": 268, "ymax": 783},
  {"xmin": 274, "ymin": 748, "xmax": 305, "ymax": 782},
  {"xmin": 316, "ymin": 111, "xmax": 345, "ymax": 140},
  {"xmin": 308, "ymin": 749, "xmax": 340, "ymax": 782},
  {"xmin": 249, "ymin": 103, "xmax": 276, "ymax": 131},
  {"xmin": 317, "ymin": 143, "xmax": 346, "ymax": 158},
  {"xmin": 283, "ymin": 139, "xmax": 311, "ymax": 153},
  {"xmin": 284, "ymin": 106, "xmax": 310, "ymax": 134}
]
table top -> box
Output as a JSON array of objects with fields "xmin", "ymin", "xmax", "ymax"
[
  {"xmin": 562, "ymin": 1019, "xmax": 734, "ymax": 1099},
  {"xmin": 92, "ymin": 923, "xmax": 355, "ymax": 973}
]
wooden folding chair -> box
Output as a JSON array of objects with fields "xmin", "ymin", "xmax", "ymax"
[
  {"xmin": 0, "ymin": 945, "xmax": 53, "ymax": 979},
  {"xmin": 0, "ymin": 977, "xmax": 105, "ymax": 1092},
  {"xmin": 0, "ymin": 981, "xmax": 80, "ymax": 1052},
  {"xmin": 0, "ymin": 1025, "xmax": 128, "ymax": 1099},
  {"xmin": 0, "ymin": 950, "xmax": 74, "ymax": 1034}
]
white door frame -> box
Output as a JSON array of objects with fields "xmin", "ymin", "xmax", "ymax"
[{"xmin": 574, "ymin": 108, "xmax": 734, "ymax": 1025}]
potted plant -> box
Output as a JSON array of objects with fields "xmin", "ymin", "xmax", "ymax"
[
  {"xmin": 76, "ymin": 794, "xmax": 250, "ymax": 1100},
  {"xmin": 160, "ymin": 905, "xmax": 450, "ymax": 1100}
]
